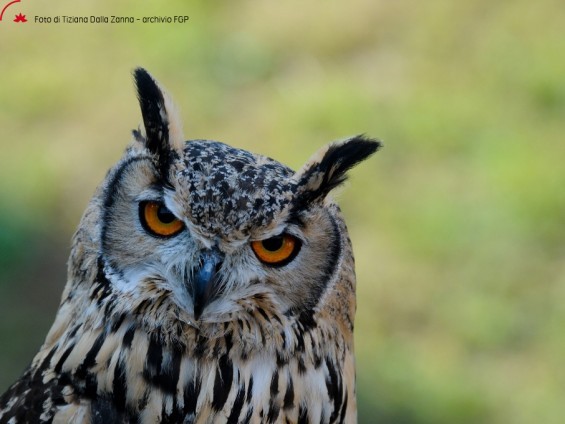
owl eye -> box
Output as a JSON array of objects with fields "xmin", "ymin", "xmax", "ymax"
[
  {"xmin": 251, "ymin": 234, "xmax": 301, "ymax": 266},
  {"xmin": 139, "ymin": 201, "xmax": 184, "ymax": 237}
]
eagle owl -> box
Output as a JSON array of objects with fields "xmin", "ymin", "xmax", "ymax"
[{"xmin": 0, "ymin": 69, "xmax": 380, "ymax": 423}]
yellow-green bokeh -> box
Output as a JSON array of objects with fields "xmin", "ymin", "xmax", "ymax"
[{"xmin": 1, "ymin": 1, "xmax": 564, "ymax": 422}]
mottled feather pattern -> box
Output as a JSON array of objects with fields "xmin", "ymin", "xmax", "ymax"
[{"xmin": 0, "ymin": 68, "xmax": 380, "ymax": 423}]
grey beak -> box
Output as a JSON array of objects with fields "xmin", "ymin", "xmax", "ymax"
[{"xmin": 191, "ymin": 248, "xmax": 223, "ymax": 320}]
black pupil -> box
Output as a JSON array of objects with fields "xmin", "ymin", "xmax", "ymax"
[
  {"xmin": 156, "ymin": 204, "xmax": 176, "ymax": 224},
  {"xmin": 262, "ymin": 236, "xmax": 284, "ymax": 252}
]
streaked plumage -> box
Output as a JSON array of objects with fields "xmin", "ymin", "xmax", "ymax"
[{"xmin": 0, "ymin": 68, "xmax": 380, "ymax": 423}]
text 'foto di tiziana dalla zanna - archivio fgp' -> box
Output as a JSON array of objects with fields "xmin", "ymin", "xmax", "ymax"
[{"xmin": 33, "ymin": 15, "xmax": 190, "ymax": 24}]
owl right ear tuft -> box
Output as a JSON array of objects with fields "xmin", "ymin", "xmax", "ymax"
[
  {"xmin": 133, "ymin": 68, "xmax": 185, "ymax": 159},
  {"xmin": 294, "ymin": 135, "xmax": 382, "ymax": 205}
]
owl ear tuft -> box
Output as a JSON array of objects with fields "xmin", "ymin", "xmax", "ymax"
[
  {"xmin": 133, "ymin": 68, "xmax": 184, "ymax": 159},
  {"xmin": 295, "ymin": 135, "xmax": 382, "ymax": 204}
]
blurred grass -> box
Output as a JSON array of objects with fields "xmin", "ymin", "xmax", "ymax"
[{"xmin": 1, "ymin": 0, "xmax": 565, "ymax": 422}]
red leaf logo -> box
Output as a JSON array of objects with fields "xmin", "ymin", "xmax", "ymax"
[{"xmin": 13, "ymin": 12, "xmax": 26, "ymax": 22}]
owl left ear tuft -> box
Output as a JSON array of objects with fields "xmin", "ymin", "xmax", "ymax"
[
  {"xmin": 133, "ymin": 67, "xmax": 185, "ymax": 159},
  {"xmin": 295, "ymin": 135, "xmax": 382, "ymax": 204}
]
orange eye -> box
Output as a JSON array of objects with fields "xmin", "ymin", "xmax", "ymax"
[
  {"xmin": 251, "ymin": 234, "xmax": 301, "ymax": 266},
  {"xmin": 139, "ymin": 201, "xmax": 184, "ymax": 237}
]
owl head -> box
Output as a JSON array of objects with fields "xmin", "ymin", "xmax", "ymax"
[{"xmin": 66, "ymin": 68, "xmax": 380, "ymax": 343}]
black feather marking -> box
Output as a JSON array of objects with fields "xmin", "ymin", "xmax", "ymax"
[
  {"xmin": 67, "ymin": 323, "xmax": 81, "ymax": 339},
  {"xmin": 280, "ymin": 330, "xmax": 287, "ymax": 351},
  {"xmin": 314, "ymin": 353, "xmax": 322, "ymax": 369},
  {"xmin": 194, "ymin": 334, "xmax": 207, "ymax": 358},
  {"xmin": 143, "ymin": 334, "xmax": 181, "ymax": 395},
  {"xmin": 110, "ymin": 313, "xmax": 127, "ymax": 332},
  {"xmin": 246, "ymin": 376, "xmax": 254, "ymax": 401},
  {"xmin": 113, "ymin": 358, "xmax": 127, "ymax": 411},
  {"xmin": 75, "ymin": 331, "xmax": 105, "ymax": 379},
  {"xmin": 213, "ymin": 339, "xmax": 223, "ymax": 357},
  {"xmin": 297, "ymin": 310, "xmax": 317, "ymax": 332},
  {"xmin": 298, "ymin": 404, "xmax": 309, "ymax": 424},
  {"xmin": 91, "ymin": 257, "xmax": 112, "ymax": 304},
  {"xmin": 283, "ymin": 376, "xmax": 294, "ymax": 410},
  {"xmin": 159, "ymin": 343, "xmax": 182, "ymax": 394},
  {"xmin": 256, "ymin": 307, "xmax": 270, "ymax": 322},
  {"xmin": 272, "ymin": 313, "xmax": 283, "ymax": 326},
  {"xmin": 270, "ymin": 369, "xmax": 279, "ymax": 397},
  {"xmin": 295, "ymin": 329, "xmax": 305, "ymax": 353},
  {"xmin": 326, "ymin": 357, "xmax": 344, "ymax": 423},
  {"xmin": 212, "ymin": 355, "xmax": 233, "ymax": 411},
  {"xmin": 257, "ymin": 319, "xmax": 266, "ymax": 345},
  {"xmin": 276, "ymin": 352, "xmax": 287, "ymax": 367},
  {"xmin": 54, "ymin": 343, "xmax": 75, "ymax": 373},
  {"xmin": 266, "ymin": 401, "xmax": 281, "ymax": 423},
  {"xmin": 122, "ymin": 326, "xmax": 136, "ymax": 349},
  {"xmin": 224, "ymin": 330, "xmax": 233, "ymax": 355},
  {"xmin": 145, "ymin": 334, "xmax": 163, "ymax": 378},
  {"xmin": 183, "ymin": 376, "xmax": 201, "ymax": 415},
  {"xmin": 226, "ymin": 386, "xmax": 246, "ymax": 424},
  {"xmin": 326, "ymin": 358, "xmax": 339, "ymax": 401},
  {"xmin": 142, "ymin": 339, "xmax": 161, "ymax": 395},
  {"xmin": 297, "ymin": 357, "xmax": 307, "ymax": 375}
]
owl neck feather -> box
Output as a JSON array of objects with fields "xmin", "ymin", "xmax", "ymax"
[{"xmin": 29, "ymin": 264, "xmax": 355, "ymax": 423}]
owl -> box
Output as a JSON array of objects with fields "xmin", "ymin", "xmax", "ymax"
[{"xmin": 0, "ymin": 68, "xmax": 380, "ymax": 424}]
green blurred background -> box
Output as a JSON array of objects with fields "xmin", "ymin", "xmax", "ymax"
[{"xmin": 1, "ymin": 0, "xmax": 564, "ymax": 422}]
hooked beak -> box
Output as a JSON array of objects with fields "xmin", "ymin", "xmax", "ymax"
[{"xmin": 191, "ymin": 248, "xmax": 223, "ymax": 321}]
